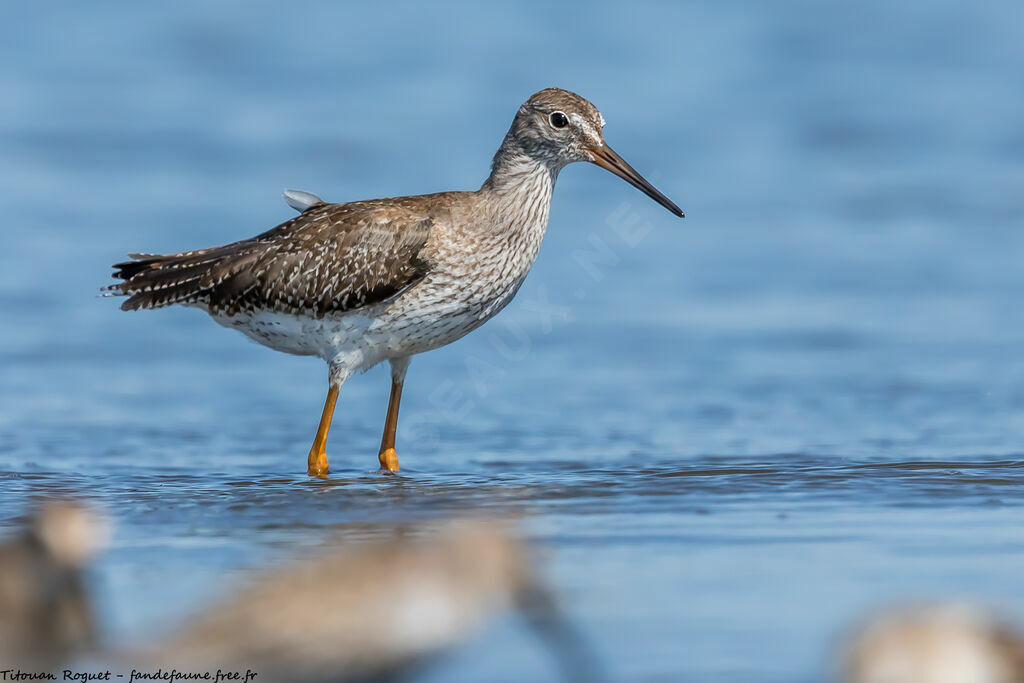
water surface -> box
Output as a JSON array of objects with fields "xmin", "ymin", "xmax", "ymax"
[{"xmin": 2, "ymin": 1, "xmax": 1023, "ymax": 681}]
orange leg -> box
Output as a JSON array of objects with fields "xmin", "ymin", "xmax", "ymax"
[
  {"xmin": 307, "ymin": 385, "xmax": 339, "ymax": 478},
  {"xmin": 378, "ymin": 359, "xmax": 409, "ymax": 472},
  {"xmin": 378, "ymin": 378, "xmax": 403, "ymax": 472}
]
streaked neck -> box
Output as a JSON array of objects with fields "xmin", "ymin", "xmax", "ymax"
[{"xmin": 481, "ymin": 137, "xmax": 559, "ymax": 201}]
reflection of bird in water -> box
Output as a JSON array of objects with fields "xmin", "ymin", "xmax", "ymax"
[
  {"xmin": 147, "ymin": 520, "xmax": 597, "ymax": 683},
  {"xmin": 841, "ymin": 603, "xmax": 1024, "ymax": 683},
  {"xmin": 0, "ymin": 501, "xmax": 107, "ymax": 671}
]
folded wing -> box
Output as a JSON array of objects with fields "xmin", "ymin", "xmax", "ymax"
[{"xmin": 108, "ymin": 201, "xmax": 435, "ymax": 317}]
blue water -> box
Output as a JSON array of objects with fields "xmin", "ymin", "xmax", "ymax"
[{"xmin": 2, "ymin": 1, "xmax": 1024, "ymax": 681}]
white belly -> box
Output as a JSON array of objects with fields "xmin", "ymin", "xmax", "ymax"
[
  {"xmin": 209, "ymin": 193, "xmax": 548, "ymax": 375},
  {"xmin": 210, "ymin": 268, "xmax": 528, "ymax": 374}
]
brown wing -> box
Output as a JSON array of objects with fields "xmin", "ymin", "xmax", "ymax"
[{"xmin": 108, "ymin": 200, "xmax": 437, "ymax": 317}]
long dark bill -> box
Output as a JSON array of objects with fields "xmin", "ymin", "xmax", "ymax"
[{"xmin": 588, "ymin": 145, "xmax": 684, "ymax": 217}]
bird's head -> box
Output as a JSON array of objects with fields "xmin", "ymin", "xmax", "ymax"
[{"xmin": 506, "ymin": 87, "xmax": 683, "ymax": 217}]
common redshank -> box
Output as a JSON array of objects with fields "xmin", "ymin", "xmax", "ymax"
[
  {"xmin": 148, "ymin": 521, "xmax": 596, "ymax": 682},
  {"xmin": 108, "ymin": 88, "xmax": 683, "ymax": 476},
  {"xmin": 842, "ymin": 604, "xmax": 1024, "ymax": 683},
  {"xmin": 0, "ymin": 502, "xmax": 106, "ymax": 670}
]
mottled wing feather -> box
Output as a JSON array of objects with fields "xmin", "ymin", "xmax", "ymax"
[{"xmin": 109, "ymin": 200, "xmax": 436, "ymax": 317}]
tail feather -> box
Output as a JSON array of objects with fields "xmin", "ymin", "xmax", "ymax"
[
  {"xmin": 110, "ymin": 257, "xmax": 166, "ymax": 283},
  {"xmin": 109, "ymin": 248, "xmax": 225, "ymax": 311},
  {"xmin": 107, "ymin": 243, "xmax": 264, "ymax": 312}
]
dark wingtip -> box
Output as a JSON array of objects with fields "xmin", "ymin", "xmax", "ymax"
[{"xmin": 111, "ymin": 257, "xmax": 157, "ymax": 282}]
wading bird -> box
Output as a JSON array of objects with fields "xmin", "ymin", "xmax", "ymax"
[
  {"xmin": 0, "ymin": 501, "xmax": 107, "ymax": 670},
  {"xmin": 108, "ymin": 88, "xmax": 683, "ymax": 476},
  {"xmin": 145, "ymin": 521, "xmax": 598, "ymax": 683}
]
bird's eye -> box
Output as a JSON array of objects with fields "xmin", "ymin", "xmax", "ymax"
[{"xmin": 549, "ymin": 111, "xmax": 569, "ymax": 129}]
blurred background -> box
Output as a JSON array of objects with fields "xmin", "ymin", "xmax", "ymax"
[{"xmin": 1, "ymin": 1, "xmax": 1023, "ymax": 681}]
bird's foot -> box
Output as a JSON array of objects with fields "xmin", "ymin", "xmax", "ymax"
[
  {"xmin": 307, "ymin": 448, "xmax": 330, "ymax": 478},
  {"xmin": 378, "ymin": 448, "xmax": 401, "ymax": 472}
]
